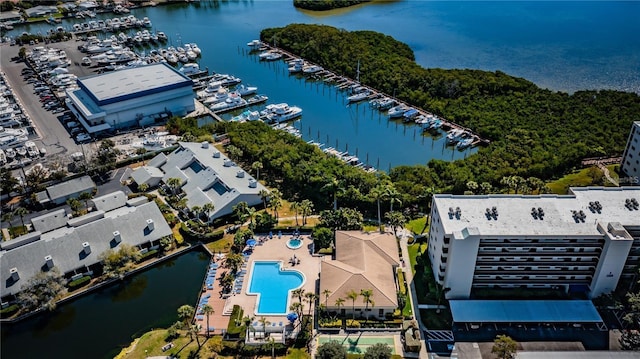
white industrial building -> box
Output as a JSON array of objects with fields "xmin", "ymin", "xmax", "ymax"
[
  {"xmin": 621, "ymin": 121, "xmax": 640, "ymax": 182},
  {"xmin": 130, "ymin": 142, "xmax": 269, "ymax": 220},
  {"xmin": 65, "ymin": 63, "xmax": 195, "ymax": 134},
  {"xmin": 427, "ymin": 187, "xmax": 640, "ymax": 299}
]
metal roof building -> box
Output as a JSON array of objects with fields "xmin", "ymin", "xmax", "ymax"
[
  {"xmin": 0, "ymin": 192, "xmax": 172, "ymax": 299},
  {"xmin": 65, "ymin": 63, "xmax": 195, "ymax": 133}
]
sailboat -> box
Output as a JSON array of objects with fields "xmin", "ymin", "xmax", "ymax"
[{"xmin": 347, "ymin": 60, "xmax": 371, "ymax": 102}]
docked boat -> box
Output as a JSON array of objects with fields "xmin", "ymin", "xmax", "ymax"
[
  {"xmin": 157, "ymin": 31, "xmax": 168, "ymax": 42},
  {"xmin": 402, "ymin": 108, "xmax": 419, "ymax": 121},
  {"xmin": 302, "ymin": 65, "xmax": 323, "ymax": 74},
  {"xmin": 388, "ymin": 105, "xmax": 409, "ymax": 118},
  {"xmin": 0, "ymin": 149, "xmax": 6, "ymax": 165},
  {"xmin": 179, "ymin": 63, "xmax": 201, "ymax": 76},
  {"xmin": 456, "ymin": 137, "xmax": 474, "ymax": 150},
  {"xmin": 262, "ymin": 103, "xmax": 303, "ymax": 123},
  {"xmin": 235, "ymin": 84, "xmax": 257, "ymax": 97},
  {"xmin": 187, "ymin": 43, "xmax": 201, "ymax": 55},
  {"xmin": 258, "ymin": 51, "xmax": 283, "ymax": 61},
  {"xmin": 247, "ymin": 39, "xmax": 262, "ymax": 50},
  {"xmin": 230, "ymin": 110, "xmax": 260, "ymax": 123},
  {"xmin": 210, "ymin": 92, "xmax": 247, "ymax": 113},
  {"xmin": 211, "ymin": 74, "xmax": 242, "ymax": 87},
  {"xmin": 288, "ymin": 62, "xmax": 304, "ymax": 73},
  {"xmin": 202, "ymin": 88, "xmax": 231, "ymax": 105},
  {"xmin": 5, "ymin": 147, "xmax": 16, "ymax": 159},
  {"xmin": 25, "ymin": 141, "xmax": 39, "ymax": 157},
  {"xmin": 446, "ymin": 129, "xmax": 466, "ymax": 145},
  {"xmin": 196, "ymin": 81, "xmax": 225, "ymax": 99},
  {"xmin": 16, "ymin": 146, "xmax": 27, "ymax": 157},
  {"xmin": 347, "ymin": 89, "xmax": 372, "ymax": 103}
]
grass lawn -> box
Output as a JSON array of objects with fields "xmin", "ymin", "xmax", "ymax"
[
  {"xmin": 120, "ymin": 329, "xmax": 202, "ymax": 359},
  {"xmin": 205, "ymin": 232, "xmax": 234, "ymax": 254},
  {"xmin": 8, "ymin": 225, "xmax": 28, "ymax": 239},
  {"xmin": 286, "ymin": 348, "xmax": 310, "ymax": 359},
  {"xmin": 405, "ymin": 217, "xmax": 428, "ymax": 235},
  {"xmin": 172, "ymin": 224, "xmax": 184, "ymax": 245},
  {"xmin": 407, "ymin": 243, "xmax": 427, "ymax": 275},
  {"xmin": 546, "ymin": 166, "xmax": 604, "ymax": 194}
]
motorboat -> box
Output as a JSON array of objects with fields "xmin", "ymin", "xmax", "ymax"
[
  {"xmin": 235, "ymin": 84, "xmax": 257, "ymax": 97},
  {"xmin": 456, "ymin": 137, "xmax": 474, "ymax": 149},
  {"xmin": 230, "ymin": 110, "xmax": 261, "ymax": 122},
  {"xmin": 202, "ymin": 87, "xmax": 231, "ymax": 105},
  {"xmin": 187, "ymin": 43, "xmax": 201, "ymax": 55},
  {"xmin": 211, "ymin": 73, "xmax": 241, "ymax": 87},
  {"xmin": 377, "ymin": 97, "xmax": 395, "ymax": 110},
  {"xmin": 5, "ymin": 147, "xmax": 16, "ymax": 159},
  {"xmin": 446, "ymin": 129, "xmax": 466, "ymax": 145},
  {"xmin": 16, "ymin": 146, "xmax": 27, "ymax": 157},
  {"xmin": 302, "ymin": 65, "xmax": 323, "ymax": 74},
  {"xmin": 142, "ymin": 17, "xmax": 152, "ymax": 27},
  {"xmin": 25, "ymin": 141, "xmax": 39, "ymax": 157},
  {"xmin": 0, "ymin": 149, "xmax": 6, "ymax": 165},
  {"xmin": 388, "ymin": 104, "xmax": 409, "ymax": 118},
  {"xmin": 196, "ymin": 81, "xmax": 224, "ymax": 99},
  {"xmin": 262, "ymin": 103, "xmax": 303, "ymax": 123},
  {"xmin": 247, "ymin": 39, "xmax": 262, "ymax": 50},
  {"xmin": 157, "ymin": 31, "xmax": 168, "ymax": 42},
  {"xmin": 179, "ymin": 63, "xmax": 201, "ymax": 76},
  {"xmin": 81, "ymin": 57, "xmax": 92, "ymax": 66},
  {"xmin": 347, "ymin": 89, "xmax": 371, "ymax": 103},
  {"xmin": 288, "ymin": 62, "xmax": 304, "ymax": 73},
  {"xmin": 258, "ymin": 51, "xmax": 282, "ymax": 61},
  {"xmin": 210, "ymin": 92, "xmax": 247, "ymax": 112}
]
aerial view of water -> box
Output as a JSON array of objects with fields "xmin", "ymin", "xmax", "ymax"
[{"xmin": 0, "ymin": 250, "xmax": 209, "ymax": 359}]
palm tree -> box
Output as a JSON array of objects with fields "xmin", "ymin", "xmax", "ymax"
[
  {"xmin": 166, "ymin": 177, "xmax": 182, "ymax": 196},
  {"xmin": 334, "ymin": 297, "xmax": 345, "ymax": 319},
  {"xmin": 190, "ymin": 324, "xmax": 201, "ymax": 347},
  {"xmin": 202, "ymin": 202, "xmax": 215, "ymax": 226},
  {"xmin": 66, "ymin": 198, "xmax": 82, "ymax": 216},
  {"xmin": 321, "ymin": 178, "xmax": 343, "ymax": 210},
  {"xmin": 418, "ymin": 185, "xmax": 436, "ymax": 230},
  {"xmin": 191, "ymin": 205, "xmax": 202, "ymax": 220},
  {"xmin": 300, "ymin": 199, "xmax": 314, "ymax": 225},
  {"xmin": 369, "ymin": 183, "xmax": 386, "ymax": 230},
  {"xmin": 270, "ymin": 188, "xmax": 283, "ymax": 219},
  {"xmin": 322, "ymin": 289, "xmax": 332, "ymax": 308},
  {"xmin": 385, "ymin": 185, "xmax": 402, "ymax": 212},
  {"xmin": 290, "ymin": 201, "xmax": 300, "ymax": 226},
  {"xmin": 252, "ymin": 161, "xmax": 263, "ymax": 181},
  {"xmin": 233, "ymin": 201, "xmax": 249, "ymax": 224},
  {"xmin": 137, "ymin": 182, "xmax": 149, "ymax": 192},
  {"xmin": 202, "ymin": 304, "xmax": 214, "ymax": 337},
  {"xmin": 13, "ymin": 207, "xmax": 28, "ymax": 228},
  {"xmin": 305, "ymin": 292, "xmax": 317, "ymax": 316},
  {"xmin": 290, "ymin": 302, "xmax": 304, "ymax": 321},
  {"xmin": 224, "ymin": 253, "xmax": 245, "ymax": 274},
  {"xmin": 259, "ymin": 316, "xmax": 270, "ymax": 338},
  {"xmin": 78, "ymin": 191, "xmax": 93, "ymax": 211},
  {"xmin": 259, "ymin": 189, "xmax": 270, "ymax": 209},
  {"xmin": 385, "ymin": 211, "xmax": 406, "ymax": 238},
  {"xmin": 177, "ymin": 304, "xmax": 195, "ymax": 326},
  {"xmin": 360, "ymin": 289, "xmax": 374, "ymax": 323},
  {"xmin": 292, "ymin": 288, "xmax": 305, "ymax": 305},
  {"xmin": 347, "ymin": 290, "xmax": 359, "ymax": 320}
]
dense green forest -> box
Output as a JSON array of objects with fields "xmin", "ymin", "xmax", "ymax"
[
  {"xmin": 260, "ymin": 24, "xmax": 640, "ymax": 192},
  {"xmin": 293, "ymin": 0, "xmax": 371, "ymax": 11}
]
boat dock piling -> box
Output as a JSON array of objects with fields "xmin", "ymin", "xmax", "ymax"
[{"xmin": 258, "ymin": 41, "xmax": 490, "ymax": 148}]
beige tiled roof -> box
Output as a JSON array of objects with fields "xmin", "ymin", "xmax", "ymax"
[{"xmin": 321, "ymin": 231, "xmax": 400, "ymax": 309}]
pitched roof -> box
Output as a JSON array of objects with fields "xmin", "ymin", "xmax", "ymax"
[
  {"xmin": 0, "ymin": 199, "xmax": 171, "ymax": 297},
  {"xmin": 321, "ymin": 231, "xmax": 400, "ymax": 309},
  {"xmin": 45, "ymin": 175, "xmax": 95, "ymax": 203},
  {"xmin": 91, "ymin": 191, "xmax": 127, "ymax": 212},
  {"xmin": 130, "ymin": 166, "xmax": 164, "ymax": 186}
]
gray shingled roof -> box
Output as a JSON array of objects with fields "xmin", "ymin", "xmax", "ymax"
[
  {"xmin": 147, "ymin": 152, "xmax": 168, "ymax": 168},
  {"xmin": 31, "ymin": 209, "xmax": 67, "ymax": 234},
  {"xmin": 91, "ymin": 191, "xmax": 127, "ymax": 212},
  {"xmin": 130, "ymin": 166, "xmax": 164, "ymax": 186},
  {"xmin": 45, "ymin": 176, "xmax": 96, "ymax": 203},
  {"xmin": 0, "ymin": 200, "xmax": 172, "ymax": 297}
]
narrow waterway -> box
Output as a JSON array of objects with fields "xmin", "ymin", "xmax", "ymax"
[{"xmin": 0, "ymin": 250, "xmax": 210, "ymax": 359}]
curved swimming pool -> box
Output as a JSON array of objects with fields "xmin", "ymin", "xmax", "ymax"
[{"xmin": 248, "ymin": 261, "xmax": 304, "ymax": 315}]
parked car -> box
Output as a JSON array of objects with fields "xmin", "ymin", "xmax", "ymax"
[
  {"xmin": 76, "ymin": 133, "xmax": 91, "ymax": 142},
  {"xmin": 67, "ymin": 121, "xmax": 79, "ymax": 129}
]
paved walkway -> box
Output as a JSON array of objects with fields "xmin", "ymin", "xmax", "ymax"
[
  {"xmin": 398, "ymin": 229, "xmax": 430, "ymax": 359},
  {"xmin": 597, "ymin": 161, "xmax": 619, "ymax": 186}
]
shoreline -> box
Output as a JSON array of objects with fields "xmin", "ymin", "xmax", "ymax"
[{"xmin": 0, "ymin": 242, "xmax": 207, "ymax": 325}]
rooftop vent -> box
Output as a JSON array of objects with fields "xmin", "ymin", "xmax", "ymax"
[
  {"xmin": 146, "ymin": 218, "xmax": 154, "ymax": 231},
  {"xmin": 44, "ymin": 255, "xmax": 54, "ymax": 269},
  {"xmin": 10, "ymin": 267, "xmax": 19, "ymax": 281},
  {"xmin": 571, "ymin": 210, "xmax": 586, "ymax": 223},
  {"xmin": 113, "ymin": 230, "xmax": 121, "ymax": 243},
  {"xmin": 82, "ymin": 242, "xmax": 91, "ymax": 254},
  {"xmin": 625, "ymin": 198, "xmax": 639, "ymax": 211},
  {"xmin": 201, "ymin": 141, "xmax": 209, "ymax": 149},
  {"xmin": 212, "ymin": 151, "xmax": 221, "ymax": 158},
  {"xmin": 236, "ymin": 170, "xmax": 245, "ymax": 178},
  {"xmin": 448, "ymin": 207, "xmax": 455, "ymax": 219},
  {"xmin": 588, "ymin": 201, "xmax": 603, "ymax": 213},
  {"xmin": 248, "ymin": 179, "xmax": 257, "ymax": 188},
  {"xmin": 455, "ymin": 207, "xmax": 461, "ymax": 220},
  {"xmin": 532, "ymin": 207, "xmax": 544, "ymax": 220},
  {"xmin": 485, "ymin": 207, "xmax": 497, "ymax": 220}
]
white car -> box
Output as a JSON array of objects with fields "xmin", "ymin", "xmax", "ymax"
[
  {"xmin": 67, "ymin": 121, "xmax": 79, "ymax": 129},
  {"xmin": 76, "ymin": 133, "xmax": 91, "ymax": 142}
]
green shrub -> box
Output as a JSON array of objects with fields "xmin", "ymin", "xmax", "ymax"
[
  {"xmin": 226, "ymin": 305, "xmax": 245, "ymax": 338},
  {"xmin": 345, "ymin": 319, "xmax": 360, "ymax": 328},
  {"xmin": 138, "ymin": 249, "xmax": 158, "ymax": 262},
  {"xmin": 67, "ymin": 276, "xmax": 91, "ymax": 288},
  {"xmin": 0, "ymin": 304, "xmax": 19, "ymax": 317},
  {"xmin": 317, "ymin": 248, "xmax": 333, "ymax": 255},
  {"xmin": 397, "ymin": 269, "xmax": 406, "ymax": 295}
]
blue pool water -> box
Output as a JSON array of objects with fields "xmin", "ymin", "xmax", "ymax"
[
  {"xmin": 248, "ymin": 261, "xmax": 304, "ymax": 315},
  {"xmin": 287, "ymin": 238, "xmax": 303, "ymax": 249}
]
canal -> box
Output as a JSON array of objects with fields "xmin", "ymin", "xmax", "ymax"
[{"xmin": 0, "ymin": 250, "xmax": 210, "ymax": 359}]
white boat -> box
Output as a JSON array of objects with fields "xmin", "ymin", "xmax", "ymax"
[
  {"xmin": 142, "ymin": 17, "xmax": 152, "ymax": 27},
  {"xmin": 388, "ymin": 105, "xmax": 409, "ymax": 118},
  {"xmin": 258, "ymin": 51, "xmax": 282, "ymax": 61},
  {"xmin": 202, "ymin": 87, "xmax": 231, "ymax": 105},
  {"xmin": 166, "ymin": 53, "xmax": 178, "ymax": 64},
  {"xmin": 262, "ymin": 103, "xmax": 303, "ymax": 123},
  {"xmin": 210, "ymin": 93, "xmax": 247, "ymax": 112},
  {"xmin": 302, "ymin": 65, "xmax": 323, "ymax": 74},
  {"xmin": 179, "ymin": 63, "xmax": 200, "ymax": 76},
  {"xmin": 456, "ymin": 137, "xmax": 474, "ymax": 149},
  {"xmin": 25, "ymin": 141, "xmax": 39, "ymax": 157},
  {"xmin": 235, "ymin": 84, "xmax": 257, "ymax": 97},
  {"xmin": 446, "ymin": 129, "xmax": 465, "ymax": 144},
  {"xmin": 16, "ymin": 146, "xmax": 26, "ymax": 157},
  {"xmin": 0, "ymin": 127, "xmax": 28, "ymax": 138},
  {"xmin": 157, "ymin": 32, "xmax": 168, "ymax": 42},
  {"xmin": 247, "ymin": 39, "xmax": 262, "ymax": 50},
  {"xmin": 81, "ymin": 57, "xmax": 92, "ymax": 66},
  {"xmin": 377, "ymin": 97, "xmax": 395, "ymax": 110},
  {"xmin": 211, "ymin": 74, "xmax": 241, "ymax": 87},
  {"xmin": 288, "ymin": 62, "xmax": 304, "ymax": 73},
  {"xmin": 0, "ymin": 149, "xmax": 6, "ymax": 164},
  {"xmin": 187, "ymin": 43, "xmax": 201, "ymax": 55},
  {"xmin": 347, "ymin": 89, "xmax": 371, "ymax": 103},
  {"xmin": 196, "ymin": 81, "xmax": 225, "ymax": 99},
  {"xmin": 230, "ymin": 110, "xmax": 261, "ymax": 123},
  {"xmin": 178, "ymin": 54, "xmax": 189, "ymax": 63},
  {"xmin": 5, "ymin": 147, "xmax": 16, "ymax": 159}
]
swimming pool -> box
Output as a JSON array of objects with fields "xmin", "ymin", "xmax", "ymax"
[{"xmin": 248, "ymin": 261, "xmax": 304, "ymax": 315}]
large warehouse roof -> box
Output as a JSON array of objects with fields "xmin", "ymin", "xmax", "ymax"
[
  {"xmin": 449, "ymin": 300, "xmax": 603, "ymax": 323},
  {"xmin": 77, "ymin": 63, "xmax": 192, "ymax": 106}
]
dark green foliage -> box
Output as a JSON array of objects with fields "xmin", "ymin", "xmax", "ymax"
[
  {"xmin": 260, "ymin": 24, "xmax": 640, "ymax": 191},
  {"xmin": 138, "ymin": 249, "xmax": 159, "ymax": 261},
  {"xmin": 254, "ymin": 211, "xmax": 277, "ymax": 231},
  {"xmin": 0, "ymin": 304, "xmax": 19, "ymax": 317},
  {"xmin": 319, "ymin": 208, "xmax": 363, "ymax": 230},
  {"xmin": 226, "ymin": 305, "xmax": 245, "ymax": 338},
  {"xmin": 67, "ymin": 276, "xmax": 91, "ymax": 289},
  {"xmin": 364, "ymin": 342, "xmax": 393, "ymax": 359},
  {"xmin": 317, "ymin": 340, "xmax": 347, "ymax": 359},
  {"xmin": 312, "ymin": 226, "xmax": 334, "ymax": 251},
  {"xmin": 293, "ymin": 0, "xmax": 370, "ymax": 11}
]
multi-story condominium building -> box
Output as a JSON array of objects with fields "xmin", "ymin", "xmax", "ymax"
[
  {"xmin": 427, "ymin": 187, "xmax": 640, "ymax": 299},
  {"xmin": 621, "ymin": 121, "xmax": 640, "ymax": 182}
]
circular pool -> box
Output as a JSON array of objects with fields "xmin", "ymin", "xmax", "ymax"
[{"xmin": 286, "ymin": 237, "xmax": 303, "ymax": 250}]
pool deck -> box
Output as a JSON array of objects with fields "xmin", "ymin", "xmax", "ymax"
[{"xmin": 196, "ymin": 234, "xmax": 321, "ymax": 336}]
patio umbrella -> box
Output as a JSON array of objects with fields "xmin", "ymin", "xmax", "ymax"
[
  {"xmin": 287, "ymin": 312, "xmax": 298, "ymax": 323},
  {"xmin": 246, "ymin": 239, "xmax": 257, "ymax": 247}
]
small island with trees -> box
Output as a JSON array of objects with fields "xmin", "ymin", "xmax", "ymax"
[{"xmin": 293, "ymin": 0, "xmax": 372, "ymax": 11}]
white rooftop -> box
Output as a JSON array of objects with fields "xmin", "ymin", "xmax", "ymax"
[
  {"xmin": 78, "ymin": 63, "xmax": 191, "ymax": 104},
  {"xmin": 433, "ymin": 187, "xmax": 640, "ymax": 237}
]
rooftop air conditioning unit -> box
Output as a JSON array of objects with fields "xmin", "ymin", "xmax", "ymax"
[
  {"xmin": 249, "ymin": 179, "xmax": 257, "ymax": 188},
  {"xmin": 201, "ymin": 141, "xmax": 209, "ymax": 149},
  {"xmin": 146, "ymin": 218, "xmax": 154, "ymax": 231},
  {"xmin": 44, "ymin": 255, "xmax": 54, "ymax": 269},
  {"xmin": 9, "ymin": 267, "xmax": 19, "ymax": 281},
  {"xmin": 223, "ymin": 159, "xmax": 232, "ymax": 167},
  {"xmin": 113, "ymin": 230, "xmax": 121, "ymax": 243},
  {"xmin": 236, "ymin": 170, "xmax": 245, "ymax": 178},
  {"xmin": 213, "ymin": 151, "xmax": 221, "ymax": 158},
  {"xmin": 82, "ymin": 242, "xmax": 91, "ymax": 255}
]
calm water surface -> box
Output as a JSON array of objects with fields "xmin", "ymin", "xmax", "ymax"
[{"xmin": 0, "ymin": 250, "xmax": 210, "ymax": 359}]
